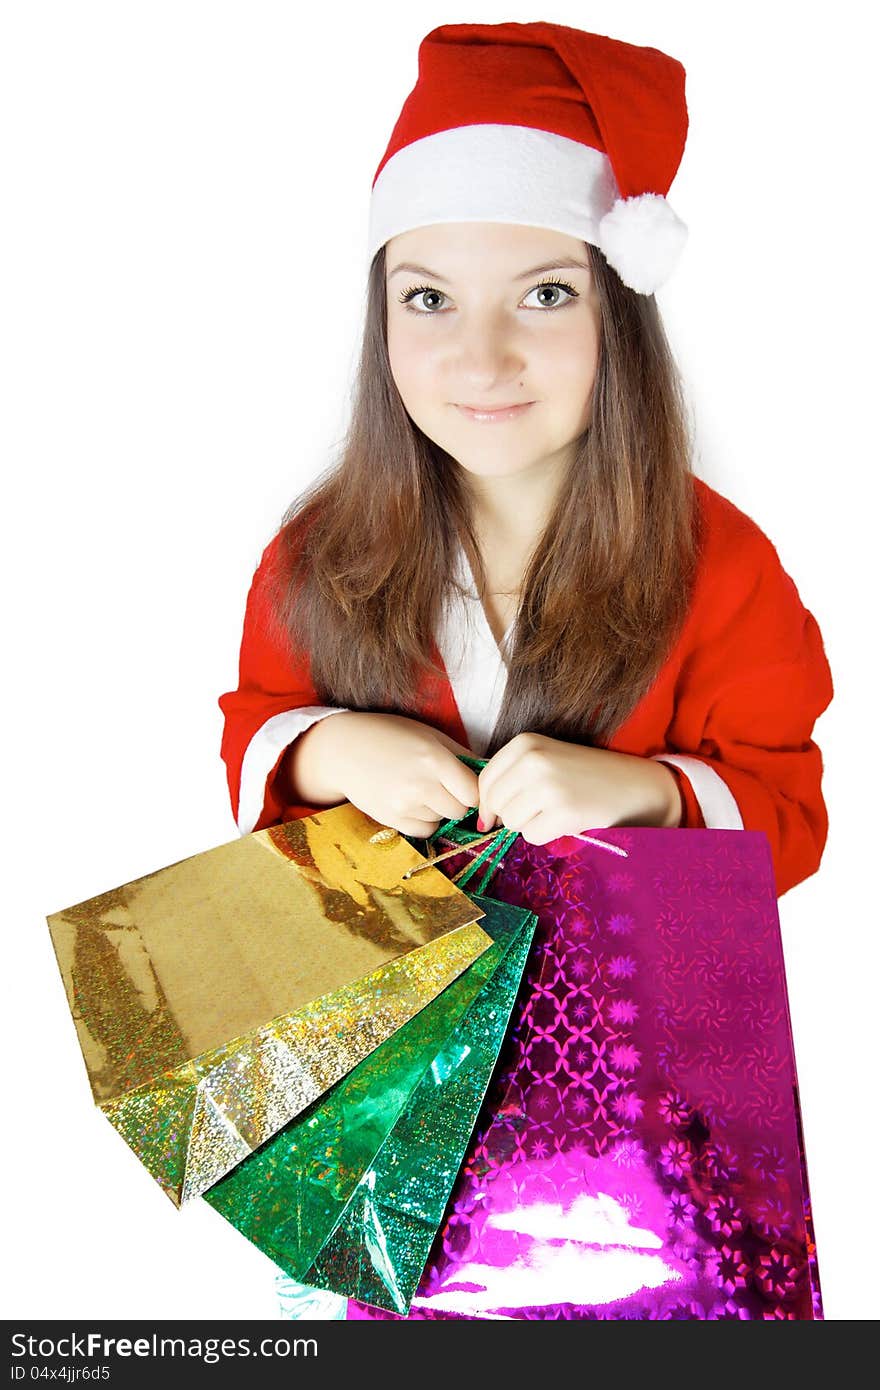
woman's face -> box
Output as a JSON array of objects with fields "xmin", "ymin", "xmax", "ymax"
[{"xmin": 385, "ymin": 222, "xmax": 601, "ymax": 485}]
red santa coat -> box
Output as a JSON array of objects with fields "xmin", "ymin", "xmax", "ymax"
[{"xmin": 219, "ymin": 477, "xmax": 833, "ymax": 897}]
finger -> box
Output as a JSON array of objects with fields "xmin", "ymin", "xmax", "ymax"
[
  {"xmin": 435, "ymin": 751, "xmax": 481, "ymax": 812},
  {"xmin": 422, "ymin": 784, "xmax": 477, "ymax": 823},
  {"xmin": 514, "ymin": 810, "xmax": 570, "ymax": 847},
  {"xmin": 392, "ymin": 814, "xmax": 442, "ymax": 839},
  {"xmin": 479, "ymin": 759, "xmax": 532, "ymax": 831},
  {"xmin": 477, "ymin": 733, "xmax": 537, "ymax": 814},
  {"xmin": 489, "ymin": 786, "xmax": 542, "ymax": 835}
]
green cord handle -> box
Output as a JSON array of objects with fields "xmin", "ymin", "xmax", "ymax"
[
  {"xmin": 422, "ymin": 753, "xmax": 521, "ymax": 897},
  {"xmin": 405, "ymin": 752, "xmax": 629, "ymax": 885}
]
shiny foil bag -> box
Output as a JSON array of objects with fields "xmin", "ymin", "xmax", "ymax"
[
  {"xmin": 349, "ymin": 828, "xmax": 822, "ymax": 1321},
  {"xmin": 206, "ymin": 895, "xmax": 536, "ymax": 1313},
  {"xmin": 46, "ymin": 803, "xmax": 491, "ymax": 1206}
]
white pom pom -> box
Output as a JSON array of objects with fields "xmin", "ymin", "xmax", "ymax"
[{"xmin": 596, "ymin": 193, "xmax": 688, "ymax": 295}]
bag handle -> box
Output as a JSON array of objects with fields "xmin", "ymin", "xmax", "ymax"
[{"xmin": 402, "ymin": 753, "xmax": 627, "ymax": 896}]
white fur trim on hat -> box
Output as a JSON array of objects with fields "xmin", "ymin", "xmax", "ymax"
[
  {"xmin": 369, "ymin": 124, "xmax": 616, "ymax": 264},
  {"xmin": 597, "ymin": 193, "xmax": 688, "ymax": 295},
  {"xmin": 368, "ymin": 125, "xmax": 686, "ymax": 294}
]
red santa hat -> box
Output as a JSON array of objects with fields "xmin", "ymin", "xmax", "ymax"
[{"xmin": 367, "ymin": 21, "xmax": 689, "ymax": 295}]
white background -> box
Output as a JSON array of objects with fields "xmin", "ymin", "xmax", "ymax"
[{"xmin": 3, "ymin": 1, "xmax": 875, "ymax": 1321}]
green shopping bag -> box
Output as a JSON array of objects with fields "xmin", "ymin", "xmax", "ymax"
[{"xmin": 204, "ymin": 894, "xmax": 535, "ymax": 1313}]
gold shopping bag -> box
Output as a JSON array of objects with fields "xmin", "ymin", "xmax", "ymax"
[{"xmin": 46, "ymin": 802, "xmax": 490, "ymax": 1206}]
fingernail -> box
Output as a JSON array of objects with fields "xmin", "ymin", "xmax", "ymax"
[{"xmin": 476, "ymin": 815, "xmax": 487, "ymax": 832}]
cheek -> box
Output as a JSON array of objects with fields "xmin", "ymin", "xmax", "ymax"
[
  {"xmin": 386, "ymin": 325, "xmax": 442, "ymax": 417},
  {"xmin": 549, "ymin": 318, "xmax": 600, "ymax": 416},
  {"xmin": 387, "ymin": 318, "xmax": 441, "ymax": 410}
]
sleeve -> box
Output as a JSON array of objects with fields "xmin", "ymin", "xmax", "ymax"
[
  {"xmin": 218, "ymin": 533, "xmax": 350, "ymax": 834},
  {"xmin": 654, "ymin": 526, "xmax": 833, "ymax": 897},
  {"xmin": 654, "ymin": 762, "xmax": 707, "ymax": 830}
]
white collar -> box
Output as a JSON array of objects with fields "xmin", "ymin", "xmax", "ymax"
[{"xmin": 434, "ymin": 543, "xmax": 513, "ymax": 756}]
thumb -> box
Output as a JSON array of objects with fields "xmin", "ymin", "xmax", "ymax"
[{"xmin": 431, "ymin": 737, "xmax": 481, "ymax": 811}]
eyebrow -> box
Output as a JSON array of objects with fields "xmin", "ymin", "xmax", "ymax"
[{"xmin": 387, "ymin": 256, "xmax": 591, "ymax": 281}]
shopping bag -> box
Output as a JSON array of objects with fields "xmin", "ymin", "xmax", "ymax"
[
  {"xmin": 205, "ymin": 893, "xmax": 536, "ymax": 1312},
  {"xmin": 349, "ymin": 825, "xmax": 822, "ymax": 1321},
  {"xmin": 45, "ymin": 801, "xmax": 491, "ymax": 1206}
]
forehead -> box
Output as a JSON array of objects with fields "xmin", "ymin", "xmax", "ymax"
[{"xmin": 385, "ymin": 222, "xmax": 590, "ymax": 279}]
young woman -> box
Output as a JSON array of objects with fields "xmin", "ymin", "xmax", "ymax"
[{"xmin": 219, "ymin": 20, "xmax": 832, "ymax": 898}]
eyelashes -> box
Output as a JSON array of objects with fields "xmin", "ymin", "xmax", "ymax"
[
  {"xmin": 396, "ymin": 278, "xmax": 580, "ymax": 314},
  {"xmin": 398, "ymin": 284, "xmax": 442, "ymax": 308}
]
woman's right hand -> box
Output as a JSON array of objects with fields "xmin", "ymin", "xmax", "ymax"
[{"xmin": 286, "ymin": 711, "xmax": 480, "ymax": 838}]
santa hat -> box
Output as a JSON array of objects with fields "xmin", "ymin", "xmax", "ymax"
[{"xmin": 367, "ymin": 21, "xmax": 689, "ymax": 295}]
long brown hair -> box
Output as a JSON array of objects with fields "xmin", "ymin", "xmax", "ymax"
[{"xmin": 272, "ymin": 241, "xmax": 698, "ymax": 755}]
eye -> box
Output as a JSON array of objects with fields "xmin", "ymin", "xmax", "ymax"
[
  {"xmin": 521, "ymin": 279, "xmax": 579, "ymax": 310},
  {"xmin": 398, "ymin": 284, "xmax": 449, "ymax": 313},
  {"xmin": 395, "ymin": 277, "xmax": 580, "ymax": 315}
]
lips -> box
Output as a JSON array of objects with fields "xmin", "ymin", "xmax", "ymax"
[{"xmin": 454, "ymin": 401, "xmax": 535, "ymax": 423}]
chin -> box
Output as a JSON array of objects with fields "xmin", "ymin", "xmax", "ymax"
[{"xmin": 455, "ymin": 455, "xmax": 539, "ymax": 480}]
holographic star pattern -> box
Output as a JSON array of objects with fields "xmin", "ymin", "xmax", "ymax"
[{"xmin": 347, "ymin": 829, "xmax": 821, "ymax": 1321}]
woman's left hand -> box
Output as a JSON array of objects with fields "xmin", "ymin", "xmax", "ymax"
[{"xmin": 476, "ymin": 732, "xmax": 681, "ymax": 844}]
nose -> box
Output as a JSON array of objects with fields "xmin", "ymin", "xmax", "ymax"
[{"xmin": 452, "ymin": 311, "xmax": 526, "ymax": 395}]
